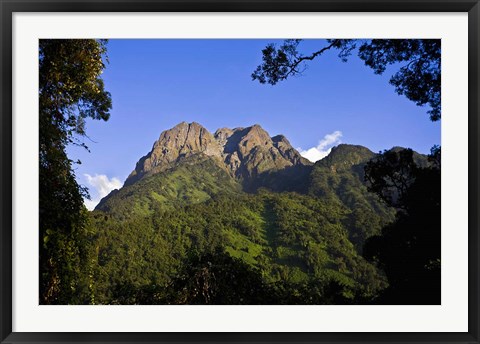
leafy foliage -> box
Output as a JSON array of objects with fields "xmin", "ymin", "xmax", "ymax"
[
  {"xmin": 38, "ymin": 39, "xmax": 441, "ymax": 305},
  {"xmin": 88, "ymin": 189, "xmax": 388, "ymax": 304},
  {"xmin": 39, "ymin": 39, "xmax": 112, "ymax": 304},
  {"xmin": 252, "ymin": 39, "xmax": 441, "ymax": 120},
  {"xmin": 308, "ymin": 145, "xmax": 396, "ymax": 250},
  {"xmin": 44, "ymin": 138, "xmax": 439, "ymax": 305},
  {"xmin": 96, "ymin": 155, "xmax": 241, "ymax": 219},
  {"xmin": 166, "ymin": 250, "xmax": 277, "ymax": 304},
  {"xmin": 80, "ymin": 147, "xmax": 401, "ymax": 304},
  {"xmin": 364, "ymin": 148, "xmax": 419, "ymax": 209},
  {"xmin": 363, "ymin": 147, "xmax": 441, "ymax": 304}
]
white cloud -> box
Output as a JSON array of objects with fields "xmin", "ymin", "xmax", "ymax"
[
  {"xmin": 83, "ymin": 173, "xmax": 122, "ymax": 210},
  {"xmin": 84, "ymin": 198, "xmax": 100, "ymax": 212},
  {"xmin": 299, "ymin": 131, "xmax": 343, "ymax": 163}
]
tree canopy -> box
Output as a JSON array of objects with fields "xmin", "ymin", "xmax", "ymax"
[
  {"xmin": 39, "ymin": 39, "xmax": 112, "ymax": 304},
  {"xmin": 363, "ymin": 147, "xmax": 440, "ymax": 304},
  {"xmin": 252, "ymin": 39, "xmax": 441, "ymax": 121}
]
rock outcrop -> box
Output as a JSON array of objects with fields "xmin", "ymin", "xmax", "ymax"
[{"xmin": 125, "ymin": 122, "xmax": 312, "ymax": 186}]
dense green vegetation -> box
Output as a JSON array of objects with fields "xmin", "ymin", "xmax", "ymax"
[
  {"xmin": 309, "ymin": 145, "xmax": 396, "ymax": 249},
  {"xmin": 39, "ymin": 39, "xmax": 112, "ymax": 304},
  {"xmin": 88, "ymin": 189, "xmax": 389, "ymax": 304},
  {"xmin": 363, "ymin": 147, "xmax": 441, "ymax": 304},
  {"xmin": 96, "ymin": 155, "xmax": 241, "ymax": 219},
  {"xmin": 39, "ymin": 39, "xmax": 441, "ymax": 305},
  {"xmin": 43, "ymin": 140, "xmax": 440, "ymax": 305},
  {"xmin": 249, "ymin": 38, "xmax": 441, "ymax": 303},
  {"xmin": 69, "ymin": 145, "xmax": 405, "ymax": 305}
]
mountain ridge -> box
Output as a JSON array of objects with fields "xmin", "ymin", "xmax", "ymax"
[
  {"xmin": 89, "ymin": 121, "xmax": 429, "ymax": 304},
  {"xmin": 124, "ymin": 122, "xmax": 311, "ymax": 187},
  {"xmin": 95, "ymin": 122, "xmax": 426, "ymax": 216},
  {"xmin": 96, "ymin": 122, "xmax": 426, "ymax": 213}
]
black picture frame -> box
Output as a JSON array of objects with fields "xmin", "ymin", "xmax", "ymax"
[{"xmin": 1, "ymin": 0, "xmax": 479, "ymax": 343}]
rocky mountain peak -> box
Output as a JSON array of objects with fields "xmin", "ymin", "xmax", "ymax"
[
  {"xmin": 214, "ymin": 127, "xmax": 236, "ymax": 148},
  {"xmin": 125, "ymin": 121, "xmax": 312, "ymax": 186},
  {"xmin": 272, "ymin": 134, "xmax": 289, "ymax": 144},
  {"xmin": 125, "ymin": 122, "xmax": 222, "ymax": 185}
]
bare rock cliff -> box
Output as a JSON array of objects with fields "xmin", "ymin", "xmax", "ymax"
[{"xmin": 125, "ymin": 122, "xmax": 312, "ymax": 186}]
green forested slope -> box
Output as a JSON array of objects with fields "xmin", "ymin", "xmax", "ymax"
[
  {"xmin": 88, "ymin": 191, "xmax": 387, "ymax": 304},
  {"xmin": 83, "ymin": 144, "xmax": 401, "ymax": 304},
  {"xmin": 96, "ymin": 155, "xmax": 241, "ymax": 220},
  {"xmin": 308, "ymin": 145, "xmax": 396, "ymax": 249}
]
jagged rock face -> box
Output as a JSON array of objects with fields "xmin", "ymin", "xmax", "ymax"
[
  {"xmin": 126, "ymin": 122, "xmax": 222, "ymax": 185},
  {"xmin": 272, "ymin": 134, "xmax": 307, "ymax": 165},
  {"xmin": 214, "ymin": 124, "xmax": 311, "ymax": 177},
  {"xmin": 125, "ymin": 122, "xmax": 311, "ymax": 186},
  {"xmin": 213, "ymin": 127, "xmax": 235, "ymax": 148}
]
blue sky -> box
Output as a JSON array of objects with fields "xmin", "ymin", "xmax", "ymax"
[{"xmin": 66, "ymin": 39, "xmax": 440, "ymax": 209}]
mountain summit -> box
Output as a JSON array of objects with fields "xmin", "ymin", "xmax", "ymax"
[
  {"xmin": 125, "ymin": 122, "xmax": 311, "ymax": 186},
  {"xmin": 88, "ymin": 121, "xmax": 433, "ymax": 305},
  {"xmin": 91, "ymin": 123, "xmax": 399, "ymax": 304}
]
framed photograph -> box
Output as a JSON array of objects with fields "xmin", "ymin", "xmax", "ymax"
[{"xmin": 1, "ymin": 0, "xmax": 479, "ymax": 343}]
